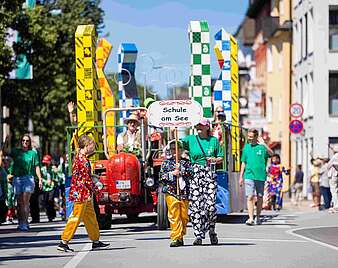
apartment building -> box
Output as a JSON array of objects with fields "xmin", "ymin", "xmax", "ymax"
[{"xmin": 293, "ymin": 0, "xmax": 338, "ymax": 195}]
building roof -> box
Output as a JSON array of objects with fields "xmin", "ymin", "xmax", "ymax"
[{"xmin": 246, "ymin": 0, "xmax": 268, "ymax": 18}]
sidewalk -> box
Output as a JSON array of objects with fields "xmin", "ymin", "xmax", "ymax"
[{"xmin": 283, "ymin": 198, "xmax": 319, "ymax": 213}]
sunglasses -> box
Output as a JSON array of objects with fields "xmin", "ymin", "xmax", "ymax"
[{"xmin": 22, "ymin": 139, "xmax": 30, "ymax": 143}]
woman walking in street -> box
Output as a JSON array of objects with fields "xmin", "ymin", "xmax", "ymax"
[
  {"xmin": 182, "ymin": 118, "xmax": 224, "ymax": 246},
  {"xmin": 3, "ymin": 134, "xmax": 43, "ymax": 231},
  {"xmin": 57, "ymin": 135, "xmax": 108, "ymax": 252}
]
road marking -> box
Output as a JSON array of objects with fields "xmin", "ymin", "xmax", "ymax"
[
  {"xmin": 287, "ymin": 226, "xmax": 338, "ymax": 251},
  {"xmin": 183, "ymin": 237, "xmax": 307, "ymax": 243},
  {"xmin": 63, "ymin": 243, "xmax": 92, "ymax": 268}
]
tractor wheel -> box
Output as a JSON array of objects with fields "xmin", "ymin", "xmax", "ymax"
[
  {"xmin": 93, "ymin": 196, "xmax": 112, "ymax": 230},
  {"xmin": 97, "ymin": 213, "xmax": 112, "ymax": 230},
  {"xmin": 157, "ymin": 186, "xmax": 169, "ymax": 230}
]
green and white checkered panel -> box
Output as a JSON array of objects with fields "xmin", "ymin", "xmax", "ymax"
[{"xmin": 189, "ymin": 21, "xmax": 212, "ymax": 118}]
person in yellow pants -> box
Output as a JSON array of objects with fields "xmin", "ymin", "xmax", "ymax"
[
  {"xmin": 57, "ymin": 135, "xmax": 109, "ymax": 252},
  {"xmin": 159, "ymin": 140, "xmax": 193, "ymax": 247}
]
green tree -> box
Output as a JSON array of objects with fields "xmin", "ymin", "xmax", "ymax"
[
  {"xmin": 0, "ymin": 0, "xmax": 24, "ymax": 88},
  {"xmin": 2, "ymin": 0, "xmax": 104, "ymax": 153}
]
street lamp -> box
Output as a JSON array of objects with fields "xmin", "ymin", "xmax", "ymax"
[{"xmin": 139, "ymin": 54, "xmax": 162, "ymax": 101}]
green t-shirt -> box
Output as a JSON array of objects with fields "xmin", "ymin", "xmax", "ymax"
[
  {"xmin": 11, "ymin": 148, "xmax": 40, "ymax": 177},
  {"xmin": 241, "ymin": 143, "xmax": 270, "ymax": 181},
  {"xmin": 182, "ymin": 135, "xmax": 224, "ymax": 167}
]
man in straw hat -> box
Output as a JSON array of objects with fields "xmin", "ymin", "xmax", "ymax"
[{"xmin": 117, "ymin": 113, "xmax": 141, "ymax": 155}]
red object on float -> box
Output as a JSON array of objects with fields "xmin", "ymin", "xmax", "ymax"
[{"xmin": 107, "ymin": 152, "xmax": 140, "ymax": 196}]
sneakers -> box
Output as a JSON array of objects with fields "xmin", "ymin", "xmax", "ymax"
[
  {"xmin": 255, "ymin": 217, "xmax": 262, "ymax": 225},
  {"xmin": 57, "ymin": 242, "xmax": 74, "ymax": 252},
  {"xmin": 92, "ymin": 241, "xmax": 109, "ymax": 250},
  {"xmin": 245, "ymin": 218, "xmax": 254, "ymax": 226},
  {"xmin": 193, "ymin": 238, "xmax": 202, "ymax": 246},
  {"xmin": 170, "ymin": 240, "xmax": 183, "ymax": 247},
  {"xmin": 209, "ymin": 233, "xmax": 218, "ymax": 245}
]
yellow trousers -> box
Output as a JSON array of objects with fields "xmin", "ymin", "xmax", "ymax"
[
  {"xmin": 165, "ymin": 194, "xmax": 189, "ymax": 241},
  {"xmin": 61, "ymin": 200, "xmax": 100, "ymax": 242}
]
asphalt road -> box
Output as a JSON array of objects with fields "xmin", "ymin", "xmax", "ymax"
[{"xmin": 0, "ymin": 205, "xmax": 337, "ymax": 268}]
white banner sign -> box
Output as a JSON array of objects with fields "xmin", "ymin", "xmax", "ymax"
[{"xmin": 147, "ymin": 100, "xmax": 203, "ymax": 127}]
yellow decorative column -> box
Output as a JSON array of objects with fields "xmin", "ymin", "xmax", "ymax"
[
  {"xmin": 96, "ymin": 38, "xmax": 115, "ymax": 157},
  {"xmin": 230, "ymin": 35, "xmax": 240, "ymax": 172},
  {"xmin": 75, "ymin": 25, "xmax": 103, "ymax": 160}
]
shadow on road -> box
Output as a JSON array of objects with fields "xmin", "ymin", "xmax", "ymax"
[
  {"xmin": 0, "ymin": 254, "xmax": 68, "ymax": 264},
  {"xmin": 0, "ymin": 234, "xmax": 88, "ymax": 250}
]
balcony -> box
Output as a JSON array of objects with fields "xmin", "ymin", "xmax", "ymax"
[
  {"xmin": 263, "ymin": 17, "xmax": 292, "ymax": 40},
  {"xmin": 235, "ymin": 18, "xmax": 256, "ymax": 46}
]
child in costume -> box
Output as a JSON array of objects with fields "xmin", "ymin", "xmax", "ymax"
[
  {"xmin": 159, "ymin": 140, "xmax": 193, "ymax": 247},
  {"xmin": 265, "ymin": 154, "xmax": 289, "ymax": 210}
]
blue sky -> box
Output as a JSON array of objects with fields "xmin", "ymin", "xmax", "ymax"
[{"xmin": 100, "ymin": 0, "xmax": 248, "ymax": 98}]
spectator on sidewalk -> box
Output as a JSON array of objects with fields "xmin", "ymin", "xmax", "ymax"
[
  {"xmin": 239, "ymin": 128, "xmax": 273, "ymax": 226},
  {"xmin": 3, "ymin": 134, "xmax": 43, "ymax": 231},
  {"xmin": 310, "ymin": 158, "xmax": 321, "ymax": 208},
  {"xmin": 327, "ymin": 145, "xmax": 338, "ymax": 213},
  {"xmin": 319, "ymin": 158, "xmax": 332, "ymax": 210},
  {"xmin": 0, "ymin": 150, "xmax": 8, "ymax": 223},
  {"xmin": 41, "ymin": 155, "xmax": 57, "ymax": 222},
  {"xmin": 293, "ymin": 164, "xmax": 304, "ymax": 206}
]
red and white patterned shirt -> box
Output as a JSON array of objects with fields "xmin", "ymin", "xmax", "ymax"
[{"xmin": 69, "ymin": 153, "xmax": 94, "ymax": 202}]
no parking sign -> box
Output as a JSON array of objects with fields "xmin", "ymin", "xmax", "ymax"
[{"xmin": 289, "ymin": 119, "xmax": 303, "ymax": 134}]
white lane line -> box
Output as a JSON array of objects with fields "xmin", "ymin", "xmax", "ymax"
[
  {"xmin": 63, "ymin": 243, "xmax": 92, "ymax": 268},
  {"xmin": 286, "ymin": 226, "xmax": 338, "ymax": 251},
  {"xmin": 182, "ymin": 237, "xmax": 306, "ymax": 243}
]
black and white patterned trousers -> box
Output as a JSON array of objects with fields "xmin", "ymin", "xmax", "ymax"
[{"xmin": 188, "ymin": 164, "xmax": 217, "ymax": 239}]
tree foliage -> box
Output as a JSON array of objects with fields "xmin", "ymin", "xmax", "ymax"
[{"xmin": 1, "ymin": 0, "xmax": 104, "ymax": 153}]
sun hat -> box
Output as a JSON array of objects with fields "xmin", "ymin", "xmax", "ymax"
[
  {"xmin": 124, "ymin": 113, "xmax": 140, "ymax": 125},
  {"xmin": 196, "ymin": 118, "xmax": 210, "ymax": 127}
]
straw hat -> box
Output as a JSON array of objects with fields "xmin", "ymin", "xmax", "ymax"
[{"xmin": 124, "ymin": 113, "xmax": 140, "ymax": 125}]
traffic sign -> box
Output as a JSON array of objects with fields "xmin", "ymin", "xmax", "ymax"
[
  {"xmin": 289, "ymin": 103, "xmax": 304, "ymax": 118},
  {"xmin": 289, "ymin": 119, "xmax": 304, "ymax": 134}
]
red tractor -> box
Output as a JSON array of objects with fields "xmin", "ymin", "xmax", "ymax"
[{"xmin": 93, "ymin": 107, "xmax": 168, "ymax": 229}]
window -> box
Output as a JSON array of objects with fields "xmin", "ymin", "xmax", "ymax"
[
  {"xmin": 279, "ymin": 0, "xmax": 285, "ymax": 16},
  {"xmin": 308, "ymin": 9, "xmax": 314, "ymax": 54},
  {"xmin": 300, "ymin": 18, "xmax": 303, "ymax": 61},
  {"xmin": 267, "ymin": 96, "xmax": 273, "ymax": 122},
  {"xmin": 329, "ymin": 7, "xmax": 338, "ymax": 51},
  {"xmin": 304, "ymin": 13, "xmax": 308, "ymax": 57},
  {"xmin": 329, "ymin": 72, "xmax": 338, "ymax": 116},
  {"xmin": 293, "ymin": 23, "xmax": 299, "ymax": 64},
  {"xmin": 267, "ymin": 44, "xmax": 273, "ymax": 72}
]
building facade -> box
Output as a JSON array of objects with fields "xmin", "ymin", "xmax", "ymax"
[
  {"xmin": 239, "ymin": 0, "xmax": 292, "ymax": 182},
  {"xmin": 293, "ymin": 0, "xmax": 338, "ymax": 196}
]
